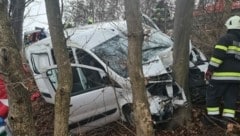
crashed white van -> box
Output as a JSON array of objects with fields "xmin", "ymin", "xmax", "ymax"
[{"xmin": 24, "ymin": 21, "xmax": 208, "ymax": 133}]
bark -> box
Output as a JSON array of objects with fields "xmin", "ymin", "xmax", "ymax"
[
  {"xmin": 124, "ymin": 0, "xmax": 154, "ymax": 136},
  {"xmin": 0, "ymin": 0, "xmax": 36, "ymax": 135},
  {"xmin": 45, "ymin": 0, "xmax": 73, "ymax": 136},
  {"xmin": 9, "ymin": 0, "xmax": 25, "ymax": 50},
  {"xmin": 173, "ymin": 0, "xmax": 194, "ymax": 95},
  {"xmin": 172, "ymin": 0, "xmax": 194, "ymax": 126}
]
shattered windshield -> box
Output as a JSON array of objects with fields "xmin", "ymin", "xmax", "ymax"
[{"xmin": 92, "ymin": 31, "xmax": 172, "ymax": 77}]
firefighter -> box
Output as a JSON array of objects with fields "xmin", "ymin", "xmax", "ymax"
[{"xmin": 205, "ymin": 15, "xmax": 240, "ymax": 124}]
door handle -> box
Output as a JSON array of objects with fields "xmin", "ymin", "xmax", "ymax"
[{"xmin": 69, "ymin": 104, "xmax": 73, "ymax": 107}]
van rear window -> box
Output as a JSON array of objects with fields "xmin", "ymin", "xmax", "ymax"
[{"xmin": 31, "ymin": 53, "xmax": 50, "ymax": 74}]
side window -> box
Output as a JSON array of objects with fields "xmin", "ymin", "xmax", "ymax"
[
  {"xmin": 76, "ymin": 49, "xmax": 104, "ymax": 70},
  {"xmin": 31, "ymin": 53, "xmax": 50, "ymax": 74},
  {"xmin": 46, "ymin": 69, "xmax": 58, "ymax": 89},
  {"xmin": 81, "ymin": 68, "xmax": 104, "ymax": 89},
  {"xmin": 46, "ymin": 66, "xmax": 107, "ymax": 96},
  {"xmin": 51, "ymin": 48, "xmax": 75, "ymax": 64}
]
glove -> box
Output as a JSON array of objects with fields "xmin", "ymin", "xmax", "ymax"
[
  {"xmin": 30, "ymin": 91, "xmax": 41, "ymax": 101},
  {"xmin": 205, "ymin": 69, "xmax": 213, "ymax": 81}
]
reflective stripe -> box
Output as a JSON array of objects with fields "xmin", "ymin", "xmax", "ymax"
[
  {"xmin": 212, "ymin": 76, "xmax": 240, "ymax": 80},
  {"xmin": 210, "ymin": 57, "xmax": 222, "ymax": 64},
  {"xmin": 215, "ymin": 45, "xmax": 227, "ymax": 51},
  {"xmin": 215, "ymin": 45, "xmax": 240, "ymax": 55},
  {"xmin": 207, "ymin": 107, "xmax": 219, "ymax": 112},
  {"xmin": 212, "ymin": 72, "xmax": 240, "ymax": 80},
  {"xmin": 222, "ymin": 113, "xmax": 235, "ymax": 118},
  {"xmin": 227, "ymin": 45, "xmax": 240, "ymax": 55},
  {"xmin": 207, "ymin": 107, "xmax": 220, "ymax": 115},
  {"xmin": 227, "ymin": 50, "xmax": 240, "ymax": 55},
  {"xmin": 213, "ymin": 72, "xmax": 240, "ymax": 77},
  {"xmin": 223, "ymin": 109, "xmax": 235, "ymax": 114},
  {"xmin": 209, "ymin": 61, "xmax": 220, "ymax": 67},
  {"xmin": 223, "ymin": 109, "xmax": 235, "ymax": 118},
  {"xmin": 207, "ymin": 111, "xmax": 220, "ymax": 115},
  {"xmin": 228, "ymin": 46, "xmax": 240, "ymax": 52}
]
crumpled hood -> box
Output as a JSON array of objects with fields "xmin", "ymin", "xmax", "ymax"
[{"xmin": 142, "ymin": 56, "xmax": 168, "ymax": 77}]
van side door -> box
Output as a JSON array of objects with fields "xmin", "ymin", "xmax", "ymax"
[{"xmin": 46, "ymin": 65, "xmax": 120, "ymax": 129}]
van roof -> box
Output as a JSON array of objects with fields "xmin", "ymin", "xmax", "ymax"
[
  {"xmin": 26, "ymin": 20, "xmax": 127, "ymax": 51},
  {"xmin": 67, "ymin": 21, "xmax": 126, "ymax": 49}
]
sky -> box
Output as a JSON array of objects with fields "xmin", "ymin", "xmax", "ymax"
[
  {"xmin": 22, "ymin": 0, "xmax": 200, "ymax": 32},
  {"xmin": 23, "ymin": 0, "xmax": 48, "ymax": 32}
]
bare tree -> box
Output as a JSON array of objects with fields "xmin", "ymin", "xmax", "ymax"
[
  {"xmin": 172, "ymin": 0, "xmax": 194, "ymax": 125},
  {"xmin": 64, "ymin": 0, "xmax": 124, "ymax": 25},
  {"xmin": 192, "ymin": 0, "xmax": 233, "ymax": 57},
  {"xmin": 64, "ymin": 0, "xmax": 174, "ymax": 32},
  {"xmin": 0, "ymin": 0, "xmax": 36, "ymax": 135},
  {"xmin": 45, "ymin": 0, "xmax": 73, "ymax": 136},
  {"xmin": 124, "ymin": 0, "xmax": 154, "ymax": 136},
  {"xmin": 9, "ymin": 0, "xmax": 28, "ymax": 50}
]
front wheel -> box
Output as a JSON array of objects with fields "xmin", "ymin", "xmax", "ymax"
[{"xmin": 122, "ymin": 104, "xmax": 135, "ymax": 127}]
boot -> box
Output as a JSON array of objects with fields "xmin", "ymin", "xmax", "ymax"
[
  {"xmin": 209, "ymin": 115, "xmax": 228, "ymax": 129},
  {"xmin": 221, "ymin": 117, "xmax": 238, "ymax": 125},
  {"xmin": 201, "ymin": 114, "xmax": 221, "ymax": 126}
]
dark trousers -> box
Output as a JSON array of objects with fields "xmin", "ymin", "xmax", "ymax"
[{"xmin": 206, "ymin": 82, "xmax": 239, "ymax": 112}]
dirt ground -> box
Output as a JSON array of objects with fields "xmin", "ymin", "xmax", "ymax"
[{"xmin": 32, "ymin": 94, "xmax": 237, "ymax": 136}]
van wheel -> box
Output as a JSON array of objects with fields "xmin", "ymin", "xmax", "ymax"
[{"xmin": 122, "ymin": 104, "xmax": 135, "ymax": 127}]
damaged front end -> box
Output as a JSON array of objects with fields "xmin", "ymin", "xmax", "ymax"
[
  {"xmin": 146, "ymin": 74, "xmax": 186, "ymax": 124},
  {"xmin": 142, "ymin": 57, "xmax": 187, "ymax": 124}
]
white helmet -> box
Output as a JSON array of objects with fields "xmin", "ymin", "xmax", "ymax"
[{"xmin": 225, "ymin": 15, "xmax": 240, "ymax": 29}]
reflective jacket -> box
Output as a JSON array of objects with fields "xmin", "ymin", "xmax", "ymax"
[{"xmin": 208, "ymin": 29, "xmax": 240, "ymax": 82}]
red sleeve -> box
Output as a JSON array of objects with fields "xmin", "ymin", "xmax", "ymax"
[
  {"xmin": 0, "ymin": 101, "xmax": 8, "ymax": 118},
  {"xmin": 0, "ymin": 78, "xmax": 7, "ymax": 99}
]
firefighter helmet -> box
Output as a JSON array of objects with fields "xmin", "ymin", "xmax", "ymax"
[{"xmin": 225, "ymin": 15, "xmax": 240, "ymax": 30}]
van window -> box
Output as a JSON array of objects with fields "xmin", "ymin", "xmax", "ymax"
[
  {"xmin": 51, "ymin": 48, "xmax": 75, "ymax": 64},
  {"xmin": 93, "ymin": 33, "xmax": 172, "ymax": 77},
  {"xmin": 46, "ymin": 68, "xmax": 58, "ymax": 89},
  {"xmin": 76, "ymin": 49, "xmax": 104, "ymax": 70},
  {"xmin": 46, "ymin": 66, "xmax": 106, "ymax": 96},
  {"xmin": 31, "ymin": 53, "xmax": 50, "ymax": 74},
  {"xmin": 92, "ymin": 36, "xmax": 128, "ymax": 77}
]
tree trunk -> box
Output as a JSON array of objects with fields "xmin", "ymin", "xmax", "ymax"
[
  {"xmin": 124, "ymin": 0, "xmax": 154, "ymax": 136},
  {"xmin": 45, "ymin": 1, "xmax": 73, "ymax": 136},
  {"xmin": 0, "ymin": 0, "xmax": 36, "ymax": 135},
  {"xmin": 172, "ymin": 0, "xmax": 194, "ymax": 126},
  {"xmin": 9, "ymin": 0, "xmax": 25, "ymax": 50}
]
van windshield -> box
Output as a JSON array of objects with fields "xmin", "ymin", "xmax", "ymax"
[{"xmin": 92, "ymin": 31, "xmax": 172, "ymax": 77}]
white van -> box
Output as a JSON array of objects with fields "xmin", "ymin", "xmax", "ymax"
[{"xmin": 24, "ymin": 21, "xmax": 207, "ymax": 133}]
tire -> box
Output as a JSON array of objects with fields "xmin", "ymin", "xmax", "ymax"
[{"xmin": 122, "ymin": 104, "xmax": 135, "ymax": 127}]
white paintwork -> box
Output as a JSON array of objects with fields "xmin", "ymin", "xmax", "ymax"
[{"xmin": 23, "ymin": 20, "xmax": 208, "ymax": 133}]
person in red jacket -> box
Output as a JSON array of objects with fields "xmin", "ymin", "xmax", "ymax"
[
  {"xmin": 0, "ymin": 76, "xmax": 8, "ymax": 136},
  {"xmin": 0, "ymin": 102, "xmax": 8, "ymax": 119},
  {"xmin": 0, "ymin": 76, "xmax": 8, "ymax": 120}
]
